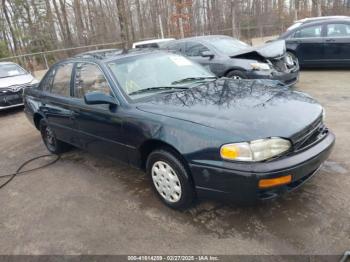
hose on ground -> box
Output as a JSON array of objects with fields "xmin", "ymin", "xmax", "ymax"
[{"xmin": 0, "ymin": 154, "xmax": 60, "ymax": 189}]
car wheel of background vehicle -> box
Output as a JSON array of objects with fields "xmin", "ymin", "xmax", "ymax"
[
  {"xmin": 226, "ymin": 70, "xmax": 247, "ymax": 80},
  {"xmin": 146, "ymin": 149, "xmax": 195, "ymax": 210},
  {"xmin": 39, "ymin": 119, "xmax": 71, "ymax": 154}
]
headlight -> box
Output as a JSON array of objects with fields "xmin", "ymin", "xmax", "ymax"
[
  {"xmin": 220, "ymin": 137, "xmax": 291, "ymax": 162},
  {"xmin": 250, "ymin": 62, "xmax": 270, "ymax": 71},
  {"xmin": 322, "ymin": 108, "xmax": 326, "ymax": 121}
]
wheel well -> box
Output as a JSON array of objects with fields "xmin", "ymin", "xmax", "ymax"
[
  {"xmin": 33, "ymin": 113, "xmax": 43, "ymax": 130},
  {"xmin": 286, "ymin": 49, "xmax": 296, "ymax": 56},
  {"xmin": 139, "ymin": 139, "xmax": 187, "ymax": 171},
  {"xmin": 224, "ymin": 68, "xmax": 244, "ymax": 77}
]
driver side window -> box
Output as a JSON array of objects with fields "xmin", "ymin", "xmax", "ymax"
[
  {"xmin": 294, "ymin": 25, "xmax": 322, "ymax": 38},
  {"xmin": 185, "ymin": 42, "xmax": 209, "ymax": 57},
  {"xmin": 74, "ymin": 63, "xmax": 111, "ymax": 98}
]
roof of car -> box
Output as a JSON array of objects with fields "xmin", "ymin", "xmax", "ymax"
[
  {"xmin": 295, "ymin": 16, "xmax": 350, "ymax": 24},
  {"xmin": 167, "ymin": 35, "xmax": 233, "ymax": 44},
  {"xmin": 286, "ymin": 16, "xmax": 350, "ymax": 31},
  {"xmin": 65, "ymin": 48, "xmax": 167, "ymax": 64},
  {"xmin": 132, "ymin": 38, "xmax": 175, "ymax": 46},
  {"xmin": 76, "ymin": 48, "xmax": 120, "ymax": 55},
  {"xmin": 74, "ymin": 48, "xmax": 122, "ymax": 59},
  {"xmin": 280, "ymin": 17, "xmax": 350, "ymax": 38}
]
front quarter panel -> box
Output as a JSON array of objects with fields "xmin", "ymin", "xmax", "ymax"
[
  {"xmin": 123, "ymin": 108, "xmax": 235, "ymax": 167},
  {"xmin": 217, "ymin": 57, "xmax": 256, "ymax": 76}
]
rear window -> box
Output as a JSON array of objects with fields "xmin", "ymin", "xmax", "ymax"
[
  {"xmin": 163, "ymin": 42, "xmax": 186, "ymax": 52},
  {"xmin": 327, "ymin": 23, "xmax": 350, "ymax": 37},
  {"xmin": 40, "ymin": 69, "xmax": 55, "ymax": 92},
  {"xmin": 51, "ymin": 63, "xmax": 73, "ymax": 97}
]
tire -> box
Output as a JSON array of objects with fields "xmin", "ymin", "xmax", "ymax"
[
  {"xmin": 146, "ymin": 149, "xmax": 195, "ymax": 210},
  {"xmin": 226, "ymin": 70, "xmax": 247, "ymax": 80},
  {"xmin": 39, "ymin": 119, "xmax": 71, "ymax": 154}
]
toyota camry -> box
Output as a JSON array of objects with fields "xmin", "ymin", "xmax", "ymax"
[{"xmin": 23, "ymin": 50, "xmax": 335, "ymax": 209}]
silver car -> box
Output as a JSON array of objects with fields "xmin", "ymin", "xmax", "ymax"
[{"xmin": 0, "ymin": 62, "xmax": 38, "ymax": 110}]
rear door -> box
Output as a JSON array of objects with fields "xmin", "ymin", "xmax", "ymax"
[
  {"xmin": 324, "ymin": 22, "xmax": 350, "ymax": 65},
  {"xmin": 289, "ymin": 24, "xmax": 325, "ymax": 66},
  {"xmin": 41, "ymin": 62, "xmax": 79, "ymax": 145},
  {"xmin": 71, "ymin": 62, "xmax": 128, "ymax": 163}
]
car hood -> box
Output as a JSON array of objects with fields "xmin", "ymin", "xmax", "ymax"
[
  {"xmin": 0, "ymin": 74, "xmax": 34, "ymax": 88},
  {"xmin": 229, "ymin": 40, "xmax": 286, "ymax": 59},
  {"xmin": 136, "ymin": 79, "xmax": 323, "ymax": 143}
]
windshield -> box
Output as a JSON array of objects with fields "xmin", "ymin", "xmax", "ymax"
[
  {"xmin": 108, "ymin": 53, "xmax": 215, "ymax": 99},
  {"xmin": 0, "ymin": 63, "xmax": 26, "ymax": 78},
  {"xmin": 209, "ymin": 38, "xmax": 250, "ymax": 55}
]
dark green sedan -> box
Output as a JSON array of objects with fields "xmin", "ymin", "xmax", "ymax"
[{"xmin": 23, "ymin": 50, "xmax": 335, "ymax": 209}]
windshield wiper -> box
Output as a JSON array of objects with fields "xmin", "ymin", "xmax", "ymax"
[
  {"xmin": 171, "ymin": 76, "xmax": 217, "ymax": 85},
  {"xmin": 128, "ymin": 86, "xmax": 189, "ymax": 96}
]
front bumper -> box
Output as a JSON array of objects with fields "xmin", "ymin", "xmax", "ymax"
[
  {"xmin": 189, "ymin": 131, "xmax": 335, "ymax": 204},
  {"xmin": 0, "ymin": 91, "xmax": 24, "ymax": 110},
  {"xmin": 245, "ymin": 69, "xmax": 299, "ymax": 87}
]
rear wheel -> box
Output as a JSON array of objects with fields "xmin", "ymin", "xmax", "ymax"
[
  {"xmin": 40, "ymin": 119, "xmax": 71, "ymax": 154},
  {"xmin": 226, "ymin": 70, "xmax": 247, "ymax": 80},
  {"xmin": 146, "ymin": 149, "xmax": 195, "ymax": 210}
]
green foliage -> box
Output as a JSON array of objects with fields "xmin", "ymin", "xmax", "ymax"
[{"xmin": 0, "ymin": 41, "xmax": 10, "ymax": 59}]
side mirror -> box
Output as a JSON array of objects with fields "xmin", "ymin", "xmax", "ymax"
[
  {"xmin": 201, "ymin": 50, "xmax": 215, "ymax": 59},
  {"xmin": 84, "ymin": 92, "xmax": 117, "ymax": 106}
]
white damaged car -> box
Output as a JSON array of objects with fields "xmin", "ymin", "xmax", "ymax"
[{"xmin": 0, "ymin": 62, "xmax": 38, "ymax": 110}]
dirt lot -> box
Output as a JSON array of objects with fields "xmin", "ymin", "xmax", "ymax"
[{"xmin": 0, "ymin": 70, "xmax": 349, "ymax": 256}]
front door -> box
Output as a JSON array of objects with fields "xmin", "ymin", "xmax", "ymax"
[
  {"xmin": 183, "ymin": 42, "xmax": 222, "ymax": 75},
  {"xmin": 71, "ymin": 62, "xmax": 128, "ymax": 163},
  {"xmin": 289, "ymin": 24, "xmax": 325, "ymax": 66}
]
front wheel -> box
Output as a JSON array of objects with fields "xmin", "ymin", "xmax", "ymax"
[
  {"xmin": 226, "ymin": 70, "xmax": 247, "ymax": 80},
  {"xmin": 146, "ymin": 149, "xmax": 195, "ymax": 210},
  {"xmin": 40, "ymin": 119, "xmax": 71, "ymax": 154}
]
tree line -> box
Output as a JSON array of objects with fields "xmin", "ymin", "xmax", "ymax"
[{"xmin": 1, "ymin": 0, "xmax": 350, "ymax": 60}]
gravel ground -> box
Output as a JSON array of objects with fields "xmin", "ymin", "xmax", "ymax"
[{"xmin": 0, "ymin": 70, "xmax": 349, "ymax": 257}]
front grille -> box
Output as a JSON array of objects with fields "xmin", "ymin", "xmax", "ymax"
[
  {"xmin": 0, "ymin": 90, "xmax": 23, "ymax": 107},
  {"xmin": 271, "ymin": 59, "xmax": 288, "ymax": 72},
  {"xmin": 269, "ymin": 54, "xmax": 298, "ymax": 73}
]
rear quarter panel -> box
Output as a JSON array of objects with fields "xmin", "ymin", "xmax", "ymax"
[{"xmin": 23, "ymin": 87, "xmax": 44, "ymax": 127}]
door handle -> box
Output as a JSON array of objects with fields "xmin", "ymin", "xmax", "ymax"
[
  {"xmin": 325, "ymin": 38, "xmax": 335, "ymax": 42},
  {"xmin": 290, "ymin": 40, "xmax": 301, "ymax": 44}
]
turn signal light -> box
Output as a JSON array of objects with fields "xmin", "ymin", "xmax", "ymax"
[{"xmin": 258, "ymin": 175, "xmax": 292, "ymax": 189}]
